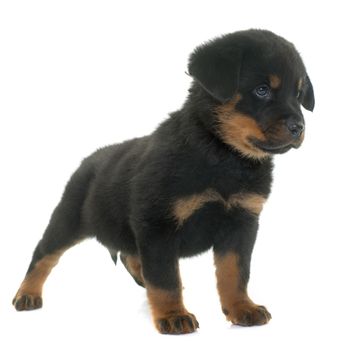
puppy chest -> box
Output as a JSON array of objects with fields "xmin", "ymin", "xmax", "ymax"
[
  {"xmin": 172, "ymin": 189, "xmax": 266, "ymax": 256},
  {"xmin": 172, "ymin": 189, "xmax": 266, "ymax": 225}
]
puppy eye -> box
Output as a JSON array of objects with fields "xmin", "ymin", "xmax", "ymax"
[{"xmin": 254, "ymin": 84, "xmax": 271, "ymax": 99}]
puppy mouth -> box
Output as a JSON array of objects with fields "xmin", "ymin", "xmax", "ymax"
[
  {"xmin": 255, "ymin": 143, "xmax": 293, "ymax": 154},
  {"xmin": 251, "ymin": 139, "xmax": 301, "ymax": 155}
]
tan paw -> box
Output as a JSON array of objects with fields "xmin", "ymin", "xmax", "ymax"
[
  {"xmin": 225, "ymin": 301, "xmax": 271, "ymax": 326},
  {"xmin": 155, "ymin": 312, "xmax": 199, "ymax": 334}
]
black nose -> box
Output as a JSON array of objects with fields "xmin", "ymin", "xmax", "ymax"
[{"xmin": 287, "ymin": 121, "xmax": 304, "ymax": 138}]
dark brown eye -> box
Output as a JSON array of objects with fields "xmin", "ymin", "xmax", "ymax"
[{"xmin": 254, "ymin": 84, "xmax": 271, "ymax": 99}]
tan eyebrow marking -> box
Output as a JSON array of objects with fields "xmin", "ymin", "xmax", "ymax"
[{"xmin": 269, "ymin": 75, "xmax": 281, "ymax": 89}]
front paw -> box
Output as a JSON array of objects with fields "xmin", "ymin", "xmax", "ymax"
[
  {"xmin": 13, "ymin": 294, "xmax": 43, "ymax": 311},
  {"xmin": 225, "ymin": 301, "xmax": 271, "ymax": 326},
  {"xmin": 155, "ymin": 312, "xmax": 199, "ymax": 334}
]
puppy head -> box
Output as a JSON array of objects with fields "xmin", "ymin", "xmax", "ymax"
[{"xmin": 188, "ymin": 30, "xmax": 315, "ymax": 160}]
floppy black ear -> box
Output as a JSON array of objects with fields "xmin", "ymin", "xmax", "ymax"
[
  {"xmin": 301, "ymin": 75, "xmax": 315, "ymax": 111},
  {"xmin": 188, "ymin": 43, "xmax": 242, "ymax": 103}
]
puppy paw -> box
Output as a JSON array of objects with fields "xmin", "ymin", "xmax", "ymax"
[
  {"xmin": 12, "ymin": 294, "xmax": 43, "ymax": 311},
  {"xmin": 226, "ymin": 301, "xmax": 271, "ymax": 326},
  {"xmin": 155, "ymin": 312, "xmax": 199, "ymax": 334}
]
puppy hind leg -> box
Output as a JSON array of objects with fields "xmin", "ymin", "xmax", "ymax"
[
  {"xmin": 120, "ymin": 253, "xmax": 145, "ymax": 288},
  {"xmin": 13, "ymin": 163, "xmax": 94, "ymax": 311},
  {"xmin": 13, "ymin": 217, "xmax": 87, "ymax": 311},
  {"xmin": 12, "ymin": 242, "xmax": 75, "ymax": 311}
]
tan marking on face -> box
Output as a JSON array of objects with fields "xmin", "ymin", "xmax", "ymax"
[
  {"xmin": 14, "ymin": 249, "xmax": 66, "ymax": 299},
  {"xmin": 173, "ymin": 190, "xmax": 266, "ymax": 226},
  {"xmin": 216, "ymin": 94, "xmax": 269, "ymax": 160},
  {"xmin": 218, "ymin": 93, "xmax": 242, "ymax": 113},
  {"xmin": 269, "ymin": 74, "xmax": 281, "ymax": 89}
]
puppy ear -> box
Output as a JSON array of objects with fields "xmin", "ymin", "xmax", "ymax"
[
  {"xmin": 301, "ymin": 75, "xmax": 315, "ymax": 112},
  {"xmin": 188, "ymin": 44, "xmax": 242, "ymax": 103}
]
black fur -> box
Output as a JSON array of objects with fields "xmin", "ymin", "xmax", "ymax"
[{"xmin": 14, "ymin": 29, "xmax": 314, "ymax": 332}]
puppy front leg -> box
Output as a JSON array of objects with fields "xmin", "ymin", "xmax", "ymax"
[
  {"xmin": 214, "ymin": 252, "xmax": 271, "ymax": 326},
  {"xmin": 139, "ymin": 238, "xmax": 199, "ymax": 334},
  {"xmin": 213, "ymin": 213, "xmax": 271, "ymax": 326}
]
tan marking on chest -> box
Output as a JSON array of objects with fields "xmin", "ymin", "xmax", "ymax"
[
  {"xmin": 173, "ymin": 189, "xmax": 222, "ymax": 226},
  {"xmin": 227, "ymin": 193, "xmax": 266, "ymax": 215},
  {"xmin": 172, "ymin": 190, "xmax": 266, "ymax": 226}
]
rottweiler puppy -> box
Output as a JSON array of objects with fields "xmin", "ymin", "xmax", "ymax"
[{"xmin": 13, "ymin": 29, "xmax": 314, "ymax": 334}]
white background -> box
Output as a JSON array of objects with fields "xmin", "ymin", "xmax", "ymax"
[{"xmin": 1, "ymin": 0, "xmax": 349, "ymax": 349}]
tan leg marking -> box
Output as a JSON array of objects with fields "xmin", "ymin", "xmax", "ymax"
[
  {"xmin": 146, "ymin": 285, "xmax": 199, "ymax": 334},
  {"xmin": 214, "ymin": 253, "xmax": 271, "ymax": 326},
  {"xmin": 121, "ymin": 254, "xmax": 145, "ymax": 286},
  {"xmin": 13, "ymin": 249, "xmax": 66, "ymax": 311}
]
